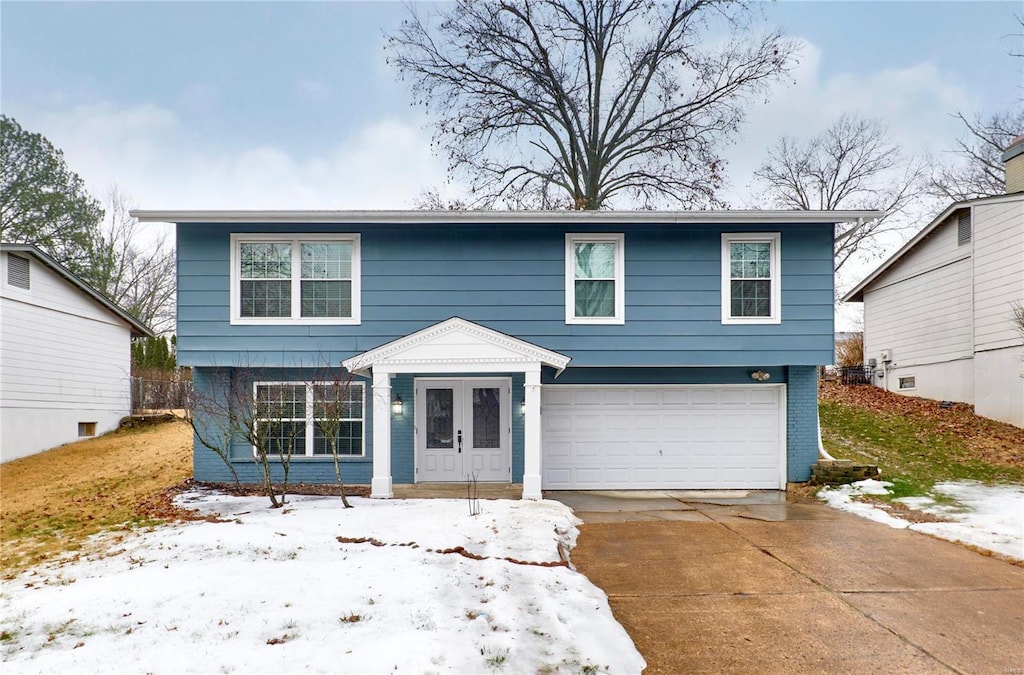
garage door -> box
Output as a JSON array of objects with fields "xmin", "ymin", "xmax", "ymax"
[{"xmin": 542, "ymin": 386, "xmax": 785, "ymax": 490}]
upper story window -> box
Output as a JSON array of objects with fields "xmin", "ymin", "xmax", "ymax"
[
  {"xmin": 231, "ymin": 234, "xmax": 360, "ymax": 325},
  {"xmin": 7, "ymin": 253, "xmax": 30, "ymax": 289},
  {"xmin": 721, "ymin": 233, "xmax": 781, "ymax": 325},
  {"xmin": 565, "ymin": 233, "xmax": 625, "ymax": 324}
]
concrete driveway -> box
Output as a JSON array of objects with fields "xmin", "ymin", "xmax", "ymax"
[{"xmin": 547, "ymin": 491, "xmax": 1024, "ymax": 674}]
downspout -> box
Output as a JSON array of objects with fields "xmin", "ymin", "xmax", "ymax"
[{"xmin": 817, "ymin": 406, "xmax": 835, "ymax": 461}]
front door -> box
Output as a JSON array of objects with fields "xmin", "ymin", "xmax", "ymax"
[{"xmin": 416, "ymin": 378, "xmax": 511, "ymax": 482}]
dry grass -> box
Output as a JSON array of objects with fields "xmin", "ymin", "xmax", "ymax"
[{"xmin": 0, "ymin": 418, "xmax": 193, "ymax": 578}]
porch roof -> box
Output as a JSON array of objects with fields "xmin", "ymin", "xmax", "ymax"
[{"xmin": 342, "ymin": 317, "xmax": 571, "ymax": 377}]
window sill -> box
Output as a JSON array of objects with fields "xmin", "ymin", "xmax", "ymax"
[
  {"xmin": 230, "ymin": 317, "xmax": 361, "ymax": 326},
  {"xmin": 566, "ymin": 317, "xmax": 626, "ymax": 325},
  {"xmin": 721, "ymin": 316, "xmax": 781, "ymax": 325},
  {"xmin": 230, "ymin": 456, "xmax": 368, "ymax": 463}
]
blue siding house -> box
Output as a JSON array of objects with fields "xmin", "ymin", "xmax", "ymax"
[{"xmin": 136, "ymin": 210, "xmax": 876, "ymax": 498}]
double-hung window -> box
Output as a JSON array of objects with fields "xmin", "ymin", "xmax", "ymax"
[
  {"xmin": 231, "ymin": 234, "xmax": 360, "ymax": 324},
  {"xmin": 566, "ymin": 233, "xmax": 625, "ymax": 324},
  {"xmin": 254, "ymin": 381, "xmax": 365, "ymax": 458},
  {"xmin": 722, "ymin": 233, "xmax": 781, "ymax": 324}
]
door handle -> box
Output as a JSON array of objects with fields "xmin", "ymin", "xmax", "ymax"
[{"xmin": 457, "ymin": 430, "xmax": 463, "ymax": 453}]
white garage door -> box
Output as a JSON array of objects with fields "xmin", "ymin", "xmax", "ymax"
[{"xmin": 542, "ymin": 386, "xmax": 785, "ymax": 490}]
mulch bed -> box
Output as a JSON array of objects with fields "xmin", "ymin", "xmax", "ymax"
[{"xmin": 138, "ymin": 479, "xmax": 371, "ymax": 523}]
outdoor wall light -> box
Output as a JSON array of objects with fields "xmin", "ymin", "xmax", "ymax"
[
  {"xmin": 520, "ymin": 399, "xmax": 526, "ymax": 414},
  {"xmin": 392, "ymin": 394, "xmax": 404, "ymax": 415},
  {"xmin": 750, "ymin": 370, "xmax": 771, "ymax": 382}
]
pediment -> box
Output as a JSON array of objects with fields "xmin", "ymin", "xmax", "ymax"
[{"xmin": 343, "ymin": 317, "xmax": 570, "ymax": 376}]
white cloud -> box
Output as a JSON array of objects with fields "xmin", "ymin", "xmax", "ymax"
[
  {"xmin": 723, "ymin": 38, "xmax": 975, "ymax": 206},
  {"xmin": 26, "ymin": 102, "xmax": 446, "ymax": 211}
]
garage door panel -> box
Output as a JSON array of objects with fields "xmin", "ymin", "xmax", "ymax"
[{"xmin": 542, "ymin": 385, "xmax": 784, "ymax": 490}]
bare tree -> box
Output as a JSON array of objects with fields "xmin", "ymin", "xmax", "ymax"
[
  {"xmin": 753, "ymin": 114, "xmax": 928, "ymax": 272},
  {"xmin": 249, "ymin": 381, "xmax": 305, "ymax": 508},
  {"xmin": 309, "ymin": 364, "xmax": 362, "ymax": 508},
  {"xmin": 387, "ymin": 0, "xmax": 797, "ymax": 209},
  {"xmin": 90, "ymin": 186, "xmax": 176, "ymax": 333},
  {"xmin": 929, "ymin": 110, "xmax": 1023, "ymax": 202},
  {"xmin": 185, "ymin": 366, "xmax": 303, "ymax": 508},
  {"xmin": 184, "ymin": 367, "xmax": 243, "ymax": 489}
]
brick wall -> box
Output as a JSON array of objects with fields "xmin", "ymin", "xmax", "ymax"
[{"xmin": 786, "ymin": 365, "xmax": 819, "ymax": 482}]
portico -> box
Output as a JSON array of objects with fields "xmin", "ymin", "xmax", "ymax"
[{"xmin": 343, "ymin": 317, "xmax": 570, "ymax": 500}]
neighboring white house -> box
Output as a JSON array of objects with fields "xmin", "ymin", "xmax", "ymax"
[
  {"xmin": 843, "ymin": 137, "xmax": 1024, "ymax": 427},
  {"xmin": 0, "ymin": 243, "xmax": 152, "ymax": 462}
]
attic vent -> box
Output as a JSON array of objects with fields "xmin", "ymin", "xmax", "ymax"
[
  {"xmin": 7, "ymin": 253, "xmax": 29, "ymax": 289},
  {"xmin": 957, "ymin": 211, "xmax": 972, "ymax": 246}
]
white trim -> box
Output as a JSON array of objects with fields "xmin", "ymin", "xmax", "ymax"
[
  {"xmin": 343, "ymin": 317, "xmax": 570, "ymax": 376},
  {"xmin": 523, "ymin": 368, "xmax": 543, "ymax": 499},
  {"xmin": 721, "ymin": 232, "xmax": 782, "ymax": 325},
  {"xmin": 541, "ymin": 383, "xmax": 788, "ymax": 490},
  {"xmin": 134, "ymin": 209, "xmax": 883, "ymax": 225},
  {"xmin": 898, "ymin": 375, "xmax": 917, "ymax": 391},
  {"xmin": 229, "ymin": 233, "xmax": 361, "ymax": 325},
  {"xmin": 565, "ymin": 233, "xmax": 625, "ymax": 325},
  {"xmin": 413, "ymin": 377, "xmax": 512, "ymax": 484},
  {"xmin": 250, "ymin": 380, "xmax": 366, "ymax": 458},
  {"xmin": 371, "ymin": 370, "xmax": 393, "ymax": 498}
]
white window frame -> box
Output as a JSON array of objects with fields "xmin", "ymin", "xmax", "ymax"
[
  {"xmin": 230, "ymin": 233, "xmax": 361, "ymax": 325},
  {"xmin": 721, "ymin": 232, "xmax": 782, "ymax": 325},
  {"xmin": 898, "ymin": 376, "xmax": 916, "ymax": 391},
  {"xmin": 252, "ymin": 380, "xmax": 366, "ymax": 458},
  {"xmin": 565, "ymin": 233, "xmax": 625, "ymax": 325}
]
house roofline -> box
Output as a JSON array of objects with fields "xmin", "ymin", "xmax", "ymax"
[
  {"xmin": 131, "ymin": 208, "xmax": 882, "ymax": 226},
  {"xmin": 842, "ymin": 193, "xmax": 1024, "ymax": 303},
  {"xmin": 0, "ymin": 243, "xmax": 154, "ymax": 337}
]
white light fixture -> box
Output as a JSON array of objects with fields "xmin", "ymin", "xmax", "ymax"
[
  {"xmin": 750, "ymin": 370, "xmax": 771, "ymax": 382},
  {"xmin": 520, "ymin": 399, "xmax": 526, "ymax": 414},
  {"xmin": 392, "ymin": 394, "xmax": 404, "ymax": 415}
]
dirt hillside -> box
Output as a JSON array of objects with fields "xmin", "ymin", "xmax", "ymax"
[{"xmin": 1, "ymin": 418, "xmax": 192, "ymax": 577}]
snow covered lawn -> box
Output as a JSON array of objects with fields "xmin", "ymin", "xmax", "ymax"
[
  {"xmin": 819, "ymin": 479, "xmax": 1024, "ymax": 561},
  {"xmin": 1, "ymin": 490, "xmax": 645, "ymax": 674}
]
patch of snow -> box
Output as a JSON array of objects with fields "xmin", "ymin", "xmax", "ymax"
[
  {"xmin": 910, "ymin": 482, "xmax": 1024, "ymax": 562},
  {"xmin": 817, "ymin": 480, "xmax": 910, "ymax": 529},
  {"xmin": 0, "ymin": 493, "xmax": 645, "ymax": 674},
  {"xmin": 819, "ymin": 479, "xmax": 1024, "ymax": 561}
]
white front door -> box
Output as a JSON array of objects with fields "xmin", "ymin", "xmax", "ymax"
[{"xmin": 416, "ymin": 379, "xmax": 511, "ymax": 482}]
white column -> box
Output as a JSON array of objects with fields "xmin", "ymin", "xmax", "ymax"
[
  {"xmin": 371, "ymin": 369, "xmax": 394, "ymax": 498},
  {"xmin": 522, "ymin": 366, "xmax": 543, "ymax": 500}
]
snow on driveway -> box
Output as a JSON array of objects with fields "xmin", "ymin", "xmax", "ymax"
[
  {"xmin": 820, "ymin": 479, "xmax": 1024, "ymax": 561},
  {"xmin": 1, "ymin": 491, "xmax": 645, "ymax": 674}
]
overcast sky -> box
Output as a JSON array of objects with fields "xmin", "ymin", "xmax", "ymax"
[{"xmin": 2, "ymin": 1, "xmax": 1022, "ymax": 324}]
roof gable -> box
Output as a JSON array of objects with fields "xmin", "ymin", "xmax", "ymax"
[
  {"xmin": 0, "ymin": 243, "xmax": 152, "ymax": 337},
  {"xmin": 843, "ymin": 193, "xmax": 1024, "ymax": 302},
  {"xmin": 343, "ymin": 317, "xmax": 571, "ymax": 376}
]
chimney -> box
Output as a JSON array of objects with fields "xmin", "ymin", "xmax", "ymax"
[{"xmin": 1004, "ymin": 134, "xmax": 1024, "ymax": 194}]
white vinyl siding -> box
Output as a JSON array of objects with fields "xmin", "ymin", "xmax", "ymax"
[
  {"xmin": 0, "ymin": 256, "xmax": 134, "ymax": 462},
  {"xmin": 972, "ymin": 200, "xmax": 1024, "ymax": 351},
  {"xmin": 230, "ymin": 233, "xmax": 361, "ymax": 325},
  {"xmin": 863, "ymin": 258, "xmax": 973, "ymax": 367}
]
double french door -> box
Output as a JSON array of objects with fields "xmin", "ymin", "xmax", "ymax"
[{"xmin": 415, "ymin": 378, "xmax": 511, "ymax": 482}]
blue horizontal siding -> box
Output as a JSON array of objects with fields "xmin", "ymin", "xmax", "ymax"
[{"xmin": 177, "ymin": 221, "xmax": 834, "ymax": 367}]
